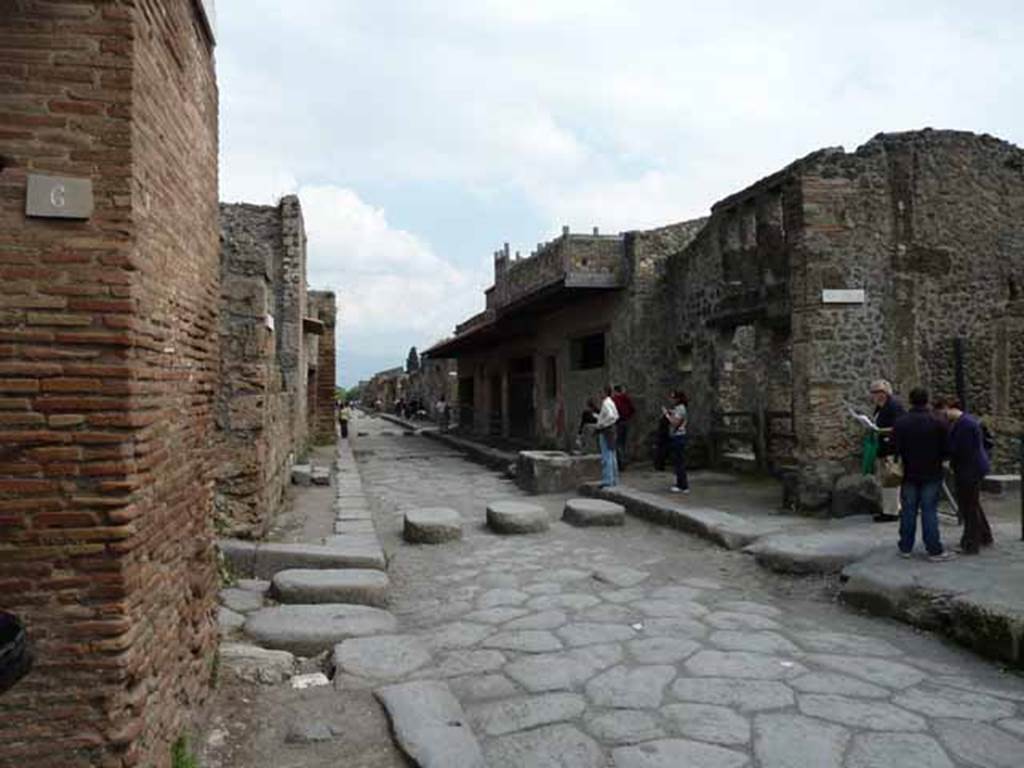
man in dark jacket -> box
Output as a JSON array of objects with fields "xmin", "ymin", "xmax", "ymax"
[
  {"xmin": 940, "ymin": 397, "xmax": 993, "ymax": 554},
  {"xmin": 612, "ymin": 385, "xmax": 636, "ymax": 470},
  {"xmin": 892, "ymin": 387, "xmax": 952, "ymax": 561},
  {"xmin": 870, "ymin": 379, "xmax": 905, "ymax": 522}
]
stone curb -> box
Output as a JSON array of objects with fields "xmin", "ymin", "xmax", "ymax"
[
  {"xmin": 841, "ymin": 547, "xmax": 1024, "ymax": 669},
  {"xmin": 579, "ymin": 483, "xmax": 773, "ymax": 550}
]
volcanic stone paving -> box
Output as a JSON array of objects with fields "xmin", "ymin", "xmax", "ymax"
[{"xmin": 353, "ymin": 417, "xmax": 1024, "ymax": 768}]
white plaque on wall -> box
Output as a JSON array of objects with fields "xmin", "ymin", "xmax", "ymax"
[{"xmin": 822, "ymin": 289, "xmax": 866, "ymax": 304}]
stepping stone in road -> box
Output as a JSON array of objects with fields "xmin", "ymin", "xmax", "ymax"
[
  {"xmin": 334, "ymin": 635, "xmax": 431, "ymax": 681},
  {"xmin": 375, "ymin": 680, "xmax": 486, "ymax": 768},
  {"xmin": 404, "ymin": 507, "xmax": 463, "ymax": 544},
  {"xmin": 271, "ymin": 568, "xmax": 390, "ymax": 607},
  {"xmin": 562, "ymin": 498, "xmax": 625, "ymax": 527},
  {"xmin": 486, "ymin": 500, "xmax": 549, "ymax": 534},
  {"xmin": 244, "ymin": 603, "xmax": 397, "ymax": 655}
]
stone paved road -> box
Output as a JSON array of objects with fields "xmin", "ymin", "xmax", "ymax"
[{"xmin": 354, "ymin": 415, "xmax": 1024, "ymax": 768}]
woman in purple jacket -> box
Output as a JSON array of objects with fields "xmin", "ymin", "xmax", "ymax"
[{"xmin": 940, "ymin": 396, "xmax": 994, "ymax": 554}]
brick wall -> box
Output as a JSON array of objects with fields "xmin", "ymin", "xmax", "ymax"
[
  {"xmin": 0, "ymin": 2, "xmax": 218, "ymax": 766},
  {"xmin": 308, "ymin": 290, "xmax": 337, "ymax": 443}
]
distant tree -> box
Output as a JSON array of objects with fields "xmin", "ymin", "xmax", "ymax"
[{"xmin": 406, "ymin": 346, "xmax": 420, "ymax": 373}]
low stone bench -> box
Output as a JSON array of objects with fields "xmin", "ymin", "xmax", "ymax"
[
  {"xmin": 486, "ymin": 500, "xmax": 549, "ymax": 534},
  {"xmin": 271, "ymin": 568, "xmax": 390, "ymax": 607},
  {"xmin": 562, "ymin": 498, "xmax": 625, "ymax": 527},
  {"xmin": 404, "ymin": 508, "xmax": 463, "ymax": 544}
]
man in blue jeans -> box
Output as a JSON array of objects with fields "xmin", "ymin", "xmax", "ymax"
[{"xmin": 892, "ymin": 387, "xmax": 953, "ymax": 562}]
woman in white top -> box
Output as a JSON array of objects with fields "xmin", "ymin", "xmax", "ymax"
[{"xmin": 663, "ymin": 390, "xmax": 689, "ymax": 493}]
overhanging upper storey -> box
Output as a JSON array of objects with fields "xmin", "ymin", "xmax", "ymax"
[{"xmin": 428, "ymin": 229, "xmax": 626, "ymax": 357}]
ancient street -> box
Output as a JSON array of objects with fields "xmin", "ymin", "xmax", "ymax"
[{"xmin": 203, "ymin": 413, "xmax": 1024, "ymax": 767}]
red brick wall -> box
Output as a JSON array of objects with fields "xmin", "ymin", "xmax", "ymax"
[
  {"xmin": 309, "ymin": 290, "xmax": 336, "ymax": 442},
  {"xmin": 0, "ymin": 2, "xmax": 218, "ymax": 766}
]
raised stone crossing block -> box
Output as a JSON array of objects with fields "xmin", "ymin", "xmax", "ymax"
[
  {"xmin": 516, "ymin": 450, "xmax": 602, "ymax": 494},
  {"xmin": 218, "ymin": 539, "xmax": 386, "ymax": 579},
  {"xmin": 271, "ymin": 568, "xmax": 390, "ymax": 607},
  {"xmin": 486, "ymin": 500, "xmax": 549, "ymax": 534},
  {"xmin": 404, "ymin": 507, "xmax": 463, "ymax": 543},
  {"xmin": 375, "ymin": 680, "xmax": 485, "ymax": 768},
  {"xmin": 562, "ymin": 498, "xmax": 625, "ymax": 527},
  {"xmin": 244, "ymin": 604, "xmax": 398, "ymax": 655}
]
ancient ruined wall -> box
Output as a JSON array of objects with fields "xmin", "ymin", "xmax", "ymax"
[
  {"xmin": 0, "ymin": 2, "xmax": 219, "ymax": 766},
  {"xmin": 791, "ymin": 131, "xmax": 1024, "ymax": 468},
  {"xmin": 278, "ymin": 195, "xmax": 309, "ymax": 452},
  {"xmin": 608, "ymin": 219, "xmax": 707, "ymax": 460},
  {"xmin": 215, "ymin": 203, "xmax": 291, "ymax": 538},
  {"xmin": 309, "ymin": 290, "xmax": 337, "ymax": 442}
]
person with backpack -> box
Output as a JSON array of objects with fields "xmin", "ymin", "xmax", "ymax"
[{"xmin": 939, "ymin": 396, "xmax": 994, "ymax": 554}]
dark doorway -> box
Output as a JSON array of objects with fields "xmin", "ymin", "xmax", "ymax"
[
  {"xmin": 508, "ymin": 357, "xmax": 535, "ymax": 440},
  {"xmin": 489, "ymin": 374, "xmax": 503, "ymax": 436},
  {"xmin": 458, "ymin": 376, "xmax": 474, "ymax": 429}
]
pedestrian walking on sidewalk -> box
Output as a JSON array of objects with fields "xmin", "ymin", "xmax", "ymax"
[
  {"xmin": 892, "ymin": 387, "xmax": 952, "ymax": 561},
  {"xmin": 664, "ymin": 390, "xmax": 690, "ymax": 494},
  {"xmin": 611, "ymin": 384, "xmax": 636, "ymax": 470},
  {"xmin": 870, "ymin": 379, "xmax": 905, "ymax": 522},
  {"xmin": 338, "ymin": 401, "xmax": 352, "ymax": 439},
  {"xmin": 939, "ymin": 396, "xmax": 994, "ymax": 554},
  {"xmin": 595, "ymin": 386, "xmax": 620, "ymax": 487}
]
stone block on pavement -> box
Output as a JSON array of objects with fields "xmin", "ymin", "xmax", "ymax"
[
  {"xmin": 562, "ymin": 498, "xmax": 625, "ymax": 527},
  {"xmin": 244, "ymin": 604, "xmax": 398, "ymax": 655},
  {"xmin": 272, "ymin": 568, "xmax": 390, "ymax": 606},
  {"xmin": 515, "ymin": 450, "xmax": 602, "ymax": 494},
  {"xmin": 404, "ymin": 507, "xmax": 463, "ymax": 543},
  {"xmin": 253, "ymin": 540, "xmax": 385, "ymax": 578},
  {"xmin": 486, "ymin": 500, "xmax": 549, "ymax": 534},
  {"xmin": 375, "ymin": 680, "xmax": 485, "ymax": 768},
  {"xmin": 831, "ymin": 473, "xmax": 883, "ymax": 518},
  {"xmin": 219, "ymin": 642, "xmax": 295, "ymax": 684},
  {"xmin": 291, "ymin": 464, "xmax": 313, "ymax": 486}
]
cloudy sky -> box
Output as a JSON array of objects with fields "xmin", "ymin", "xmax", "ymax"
[{"xmin": 216, "ymin": 1, "xmax": 1023, "ymax": 387}]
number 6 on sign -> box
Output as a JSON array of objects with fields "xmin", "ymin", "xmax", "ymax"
[{"xmin": 25, "ymin": 173, "xmax": 93, "ymax": 219}]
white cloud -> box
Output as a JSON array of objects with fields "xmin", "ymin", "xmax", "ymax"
[
  {"xmin": 300, "ymin": 185, "xmax": 489, "ymax": 351},
  {"xmin": 217, "ymin": 0, "xmax": 1024, "ymax": 382}
]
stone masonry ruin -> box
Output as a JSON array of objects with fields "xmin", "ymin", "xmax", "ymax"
[
  {"xmin": 429, "ymin": 129, "xmax": 1024, "ymax": 476},
  {"xmin": 215, "ymin": 198, "xmax": 338, "ymax": 539},
  {"xmin": 0, "ymin": 5, "xmax": 339, "ymax": 765}
]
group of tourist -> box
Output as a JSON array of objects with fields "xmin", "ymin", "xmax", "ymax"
[
  {"xmin": 579, "ymin": 377, "xmax": 994, "ymax": 563},
  {"xmin": 580, "ymin": 385, "xmax": 691, "ymax": 493},
  {"xmin": 868, "ymin": 380, "xmax": 994, "ymax": 561}
]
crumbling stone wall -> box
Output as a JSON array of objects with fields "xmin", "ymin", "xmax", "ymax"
[
  {"xmin": 660, "ymin": 129, "xmax": 1023, "ymax": 472},
  {"xmin": 215, "ymin": 203, "xmax": 291, "ymax": 538},
  {"xmin": 789, "ymin": 130, "xmax": 1024, "ymax": 470},
  {"xmin": 215, "ymin": 197, "xmax": 329, "ymax": 537},
  {"xmin": 606, "ymin": 219, "xmax": 707, "ymax": 460},
  {"xmin": 0, "ymin": 2, "xmax": 219, "ymax": 766}
]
